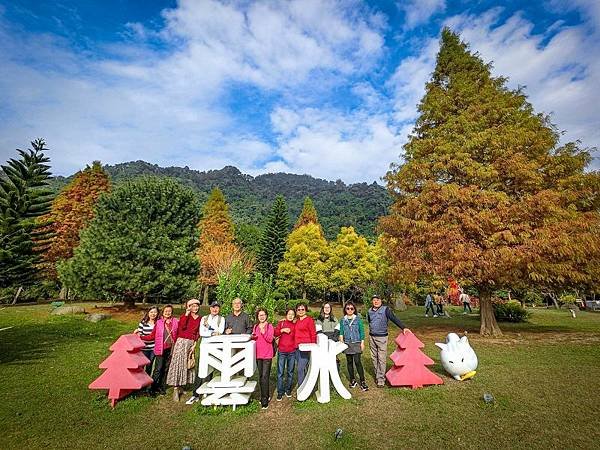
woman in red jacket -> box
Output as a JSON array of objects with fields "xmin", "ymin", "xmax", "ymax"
[
  {"xmin": 166, "ymin": 298, "xmax": 201, "ymax": 401},
  {"xmin": 274, "ymin": 308, "xmax": 296, "ymax": 400},
  {"xmin": 294, "ymin": 303, "xmax": 316, "ymax": 387}
]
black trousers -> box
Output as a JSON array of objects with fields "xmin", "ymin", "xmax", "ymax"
[
  {"xmin": 193, "ymin": 370, "xmax": 213, "ymax": 396},
  {"xmin": 257, "ymin": 359, "xmax": 272, "ymax": 406},
  {"xmin": 425, "ymin": 304, "xmax": 436, "ymax": 315},
  {"xmin": 463, "ymin": 302, "xmax": 472, "ymax": 313},
  {"xmin": 346, "ymin": 353, "xmax": 365, "ymax": 382},
  {"xmin": 151, "ymin": 347, "xmax": 171, "ymax": 392}
]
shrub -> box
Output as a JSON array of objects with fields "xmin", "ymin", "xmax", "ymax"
[
  {"xmin": 216, "ymin": 264, "xmax": 277, "ymax": 319},
  {"xmin": 494, "ymin": 301, "xmax": 530, "ymax": 322},
  {"xmin": 274, "ymin": 299, "xmax": 305, "ymax": 316}
]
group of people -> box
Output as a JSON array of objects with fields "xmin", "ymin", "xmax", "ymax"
[
  {"xmin": 134, "ymin": 295, "xmax": 409, "ymax": 409},
  {"xmin": 424, "ymin": 290, "xmax": 472, "ymax": 317}
]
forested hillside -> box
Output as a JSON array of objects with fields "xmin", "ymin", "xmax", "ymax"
[{"xmin": 49, "ymin": 161, "xmax": 390, "ymax": 239}]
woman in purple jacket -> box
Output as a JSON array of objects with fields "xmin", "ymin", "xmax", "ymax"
[{"xmin": 252, "ymin": 308, "xmax": 274, "ymax": 409}]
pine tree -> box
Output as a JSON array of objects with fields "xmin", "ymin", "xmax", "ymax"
[
  {"xmin": 0, "ymin": 139, "xmax": 53, "ymax": 288},
  {"xmin": 294, "ymin": 197, "xmax": 322, "ymax": 234},
  {"xmin": 197, "ymin": 187, "xmax": 252, "ymax": 302},
  {"xmin": 278, "ymin": 223, "xmax": 329, "ymax": 300},
  {"xmin": 257, "ymin": 195, "xmax": 289, "ymax": 276},
  {"xmin": 38, "ymin": 161, "xmax": 111, "ymax": 280},
  {"xmin": 380, "ymin": 29, "xmax": 600, "ymax": 336},
  {"xmin": 58, "ymin": 177, "xmax": 200, "ymax": 305}
]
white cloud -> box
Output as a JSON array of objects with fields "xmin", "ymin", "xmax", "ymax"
[
  {"xmin": 0, "ymin": 0, "xmax": 387, "ymax": 180},
  {"xmin": 443, "ymin": 7, "xmax": 600, "ymax": 161},
  {"xmin": 397, "ymin": 0, "xmax": 446, "ymax": 30},
  {"xmin": 269, "ymin": 107, "xmax": 408, "ymax": 183},
  {"xmin": 387, "ymin": 37, "xmax": 439, "ymax": 122}
]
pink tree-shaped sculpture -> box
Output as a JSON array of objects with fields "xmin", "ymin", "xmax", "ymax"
[
  {"xmin": 385, "ymin": 330, "xmax": 443, "ymax": 389},
  {"xmin": 89, "ymin": 334, "xmax": 153, "ymax": 407}
]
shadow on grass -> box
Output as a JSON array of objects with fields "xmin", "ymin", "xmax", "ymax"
[{"xmin": 0, "ymin": 315, "xmax": 129, "ymax": 365}]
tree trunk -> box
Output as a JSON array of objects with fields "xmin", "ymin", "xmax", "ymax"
[
  {"xmin": 549, "ymin": 292, "xmax": 560, "ymax": 309},
  {"xmin": 203, "ymin": 285, "xmax": 210, "ymax": 305},
  {"xmin": 59, "ymin": 285, "xmax": 67, "ymax": 300},
  {"xmin": 12, "ymin": 286, "xmax": 23, "ymax": 305},
  {"xmin": 123, "ymin": 296, "xmax": 136, "ymax": 309},
  {"xmin": 479, "ymin": 290, "xmax": 502, "ymax": 336}
]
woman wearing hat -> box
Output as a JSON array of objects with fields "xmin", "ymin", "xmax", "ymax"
[{"xmin": 166, "ymin": 298, "xmax": 202, "ymax": 401}]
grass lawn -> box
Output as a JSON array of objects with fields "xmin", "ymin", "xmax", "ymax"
[{"xmin": 0, "ymin": 304, "xmax": 599, "ymax": 450}]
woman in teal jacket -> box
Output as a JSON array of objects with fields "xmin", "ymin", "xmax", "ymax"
[{"xmin": 339, "ymin": 301, "xmax": 368, "ymax": 392}]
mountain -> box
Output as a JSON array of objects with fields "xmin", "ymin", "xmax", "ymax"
[{"xmin": 49, "ymin": 161, "xmax": 391, "ymax": 239}]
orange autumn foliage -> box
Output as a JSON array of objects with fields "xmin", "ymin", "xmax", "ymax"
[
  {"xmin": 39, "ymin": 162, "xmax": 111, "ymax": 279},
  {"xmin": 197, "ymin": 188, "xmax": 253, "ymax": 285}
]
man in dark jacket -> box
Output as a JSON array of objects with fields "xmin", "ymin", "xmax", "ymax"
[{"xmin": 224, "ymin": 297, "xmax": 253, "ymax": 335}]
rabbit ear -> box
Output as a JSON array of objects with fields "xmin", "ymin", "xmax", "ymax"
[
  {"xmin": 460, "ymin": 336, "xmax": 469, "ymax": 345},
  {"xmin": 435, "ymin": 343, "xmax": 446, "ymax": 350}
]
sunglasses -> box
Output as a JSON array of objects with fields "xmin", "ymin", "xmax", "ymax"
[
  {"xmin": 345, "ymin": 307, "xmax": 355, "ymax": 310},
  {"xmin": 297, "ymin": 307, "xmax": 306, "ymax": 311}
]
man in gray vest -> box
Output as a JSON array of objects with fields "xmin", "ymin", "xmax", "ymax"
[{"xmin": 367, "ymin": 294, "xmax": 410, "ymax": 387}]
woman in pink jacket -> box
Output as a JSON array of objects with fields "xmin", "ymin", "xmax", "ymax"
[
  {"xmin": 142, "ymin": 305, "xmax": 179, "ymax": 395},
  {"xmin": 252, "ymin": 308, "xmax": 274, "ymax": 410}
]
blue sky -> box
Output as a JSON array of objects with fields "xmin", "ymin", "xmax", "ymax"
[{"xmin": 0, "ymin": 0, "xmax": 598, "ymax": 183}]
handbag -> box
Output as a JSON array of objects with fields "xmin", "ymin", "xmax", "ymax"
[{"xmin": 187, "ymin": 346, "xmax": 196, "ymax": 369}]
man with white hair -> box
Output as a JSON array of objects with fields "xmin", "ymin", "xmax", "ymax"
[{"xmin": 224, "ymin": 297, "xmax": 253, "ymax": 334}]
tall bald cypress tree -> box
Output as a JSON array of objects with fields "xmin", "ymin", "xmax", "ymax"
[
  {"xmin": 380, "ymin": 29, "xmax": 600, "ymax": 336},
  {"xmin": 257, "ymin": 195, "xmax": 289, "ymax": 276}
]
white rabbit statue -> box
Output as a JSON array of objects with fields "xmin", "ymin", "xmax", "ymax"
[{"xmin": 435, "ymin": 333, "xmax": 478, "ymax": 381}]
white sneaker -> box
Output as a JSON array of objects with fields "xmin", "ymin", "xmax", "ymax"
[
  {"xmin": 185, "ymin": 395, "xmax": 199, "ymax": 405},
  {"xmin": 425, "ymin": 314, "xmax": 429, "ymax": 317},
  {"xmin": 433, "ymin": 314, "xmax": 438, "ymax": 318}
]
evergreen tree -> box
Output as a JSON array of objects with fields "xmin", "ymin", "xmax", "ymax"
[
  {"xmin": 278, "ymin": 223, "xmax": 329, "ymax": 300},
  {"xmin": 0, "ymin": 139, "xmax": 53, "ymax": 288},
  {"xmin": 38, "ymin": 161, "xmax": 111, "ymax": 280},
  {"xmin": 257, "ymin": 195, "xmax": 289, "ymax": 276},
  {"xmin": 197, "ymin": 187, "xmax": 252, "ymax": 302},
  {"xmin": 294, "ymin": 196, "xmax": 322, "ymax": 234},
  {"xmin": 58, "ymin": 177, "xmax": 200, "ymax": 305},
  {"xmin": 380, "ymin": 29, "xmax": 600, "ymax": 336}
]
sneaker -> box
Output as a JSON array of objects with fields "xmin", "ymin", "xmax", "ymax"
[
  {"xmin": 433, "ymin": 314, "xmax": 438, "ymax": 318},
  {"xmin": 285, "ymin": 392, "xmax": 292, "ymax": 398},
  {"xmin": 376, "ymin": 382, "xmax": 385, "ymax": 388},
  {"xmin": 360, "ymin": 381, "xmax": 369, "ymax": 391},
  {"xmin": 425, "ymin": 314, "xmax": 429, "ymax": 317},
  {"xmin": 276, "ymin": 394, "xmax": 283, "ymax": 401},
  {"xmin": 185, "ymin": 395, "xmax": 200, "ymax": 405},
  {"xmin": 349, "ymin": 380, "xmax": 358, "ymax": 388},
  {"xmin": 261, "ymin": 404, "xmax": 269, "ymax": 410}
]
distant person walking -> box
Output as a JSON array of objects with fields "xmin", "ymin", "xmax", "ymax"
[
  {"xmin": 424, "ymin": 294, "xmax": 437, "ymax": 317},
  {"xmin": 367, "ymin": 295, "xmax": 409, "ymax": 388},
  {"xmin": 460, "ymin": 291, "xmax": 472, "ymax": 314}
]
